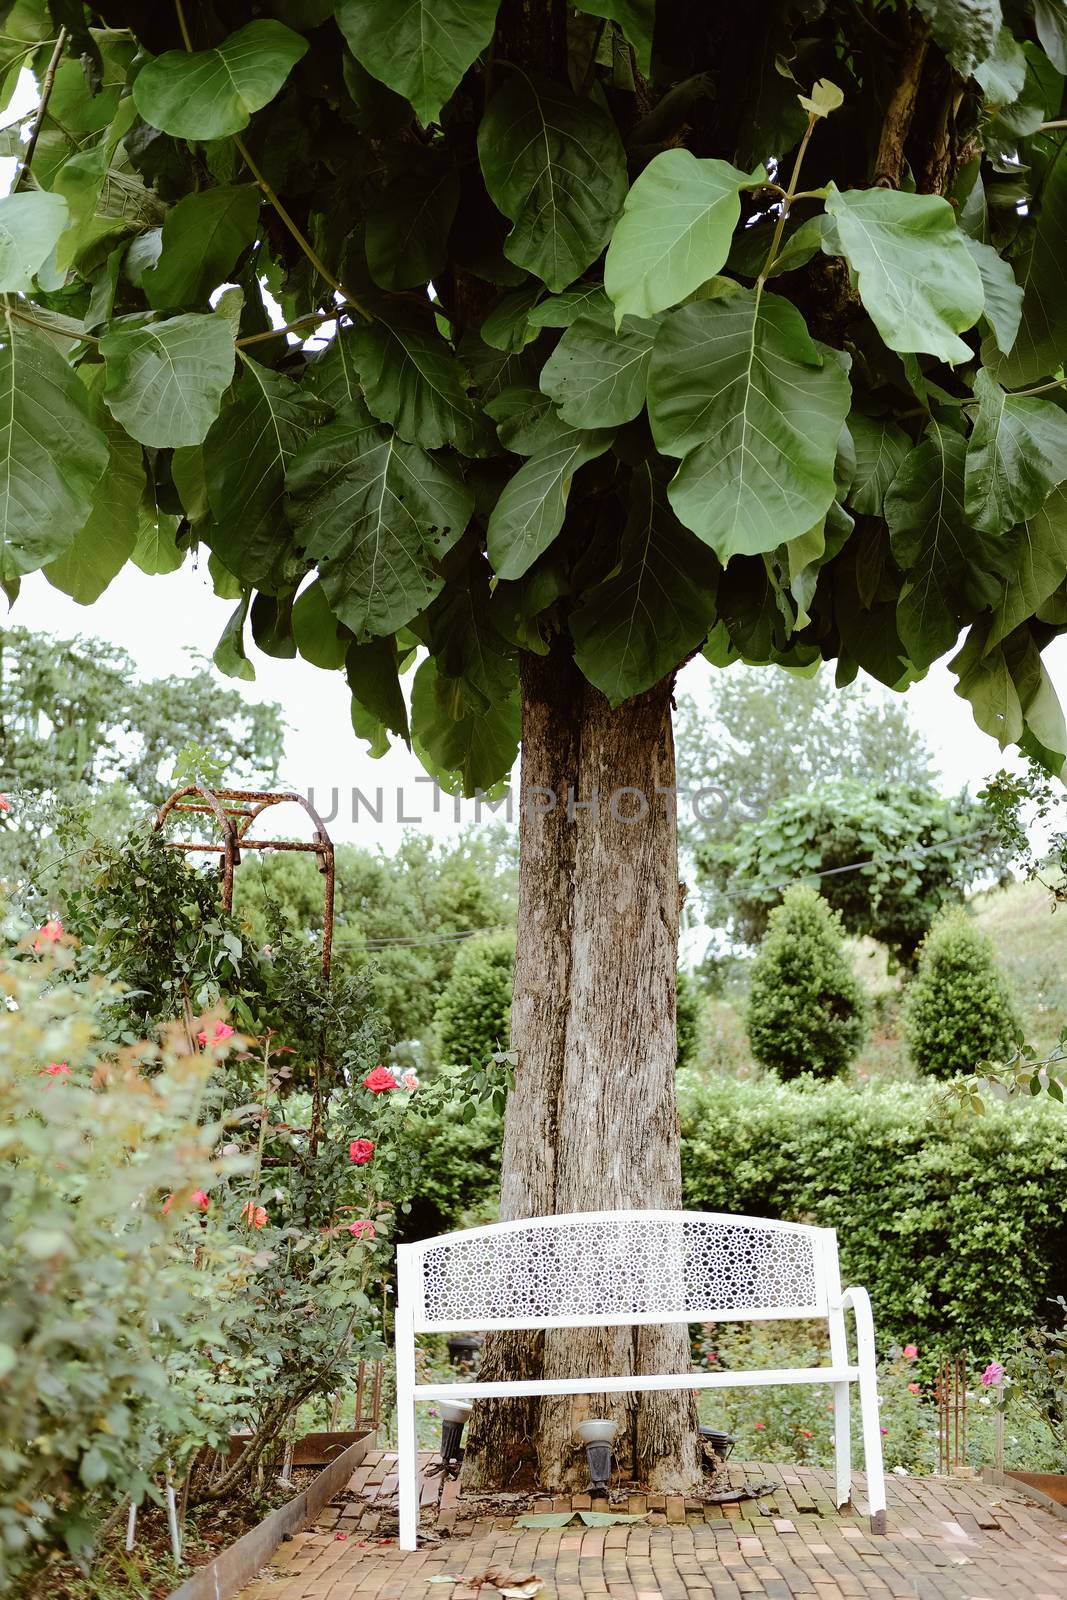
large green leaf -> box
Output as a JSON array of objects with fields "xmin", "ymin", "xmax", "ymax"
[
  {"xmin": 0, "ymin": 192, "xmax": 68, "ymax": 291},
  {"xmin": 293, "ymin": 579, "xmax": 349, "ymax": 669},
  {"xmin": 963, "ymin": 236, "xmax": 1023, "ymax": 355},
  {"xmin": 45, "ymin": 369, "xmax": 142, "ymax": 604},
  {"xmin": 646, "ymin": 287, "xmax": 850, "ymax": 561},
  {"xmin": 0, "ymin": 310, "xmax": 109, "ymax": 583},
  {"xmin": 964, "ymin": 368, "xmax": 1067, "ymax": 536},
  {"xmin": 604, "ymin": 150, "xmax": 750, "ymax": 322},
  {"xmin": 571, "ymin": 460, "xmax": 719, "ymax": 704},
  {"xmin": 486, "ymin": 423, "xmax": 613, "ymax": 580},
  {"xmin": 986, "ymin": 483, "xmax": 1067, "ymax": 650},
  {"xmin": 886, "ymin": 421, "xmax": 1007, "ymax": 668},
  {"xmin": 992, "ymin": 139, "xmax": 1067, "ymax": 385},
  {"xmin": 973, "ymin": 25, "xmax": 1027, "ymax": 104},
  {"xmin": 352, "ymin": 304, "xmax": 486, "ymax": 453},
  {"xmin": 478, "ymin": 73, "xmax": 628, "ymax": 292},
  {"xmin": 951, "ymin": 617, "xmax": 1023, "ymax": 747},
  {"xmin": 846, "ymin": 414, "xmax": 911, "ymax": 517},
  {"xmin": 214, "ymin": 590, "xmax": 256, "ymax": 681},
  {"xmin": 411, "ymin": 655, "xmax": 520, "ymax": 796},
  {"xmin": 913, "ymin": 0, "xmax": 1002, "ymax": 76},
  {"xmin": 365, "ymin": 165, "xmax": 461, "ymax": 290},
  {"xmin": 143, "ymin": 185, "xmax": 260, "ymax": 309},
  {"xmin": 347, "ymin": 635, "xmax": 409, "ymax": 741},
  {"xmin": 100, "ymin": 311, "xmax": 236, "ymax": 448},
  {"xmin": 132, "ymin": 21, "xmax": 309, "ymax": 140},
  {"xmin": 573, "ymin": 0, "xmax": 654, "ymax": 72},
  {"xmin": 424, "ymin": 561, "xmax": 516, "ymax": 712},
  {"xmin": 538, "ymin": 312, "xmax": 660, "ymax": 427},
  {"xmin": 336, "ymin": 0, "xmax": 500, "ymax": 125},
  {"xmin": 203, "ymin": 356, "xmax": 320, "ymax": 590},
  {"xmin": 286, "ymin": 404, "xmax": 473, "ymax": 637},
  {"xmin": 824, "ymin": 185, "xmax": 984, "ymax": 365},
  {"xmin": 1035, "ymin": 0, "xmax": 1067, "ymax": 73}
]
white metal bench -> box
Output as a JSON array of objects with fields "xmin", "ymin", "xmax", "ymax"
[{"xmin": 395, "ymin": 1209, "xmax": 887, "ymax": 1549}]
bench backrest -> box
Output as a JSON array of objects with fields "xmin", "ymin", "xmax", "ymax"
[{"xmin": 400, "ymin": 1210, "xmax": 841, "ymax": 1333}]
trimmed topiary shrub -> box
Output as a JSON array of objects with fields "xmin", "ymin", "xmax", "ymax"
[
  {"xmin": 746, "ymin": 884, "xmax": 866, "ymax": 1079},
  {"xmin": 904, "ymin": 906, "xmax": 1022, "ymax": 1079},
  {"xmin": 434, "ymin": 930, "xmax": 515, "ymax": 1066}
]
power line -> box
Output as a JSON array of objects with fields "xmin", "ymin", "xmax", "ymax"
[{"xmin": 326, "ymin": 827, "xmax": 995, "ymax": 949}]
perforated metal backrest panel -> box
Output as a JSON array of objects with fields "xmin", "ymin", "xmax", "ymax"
[{"xmin": 417, "ymin": 1214, "xmax": 824, "ymax": 1328}]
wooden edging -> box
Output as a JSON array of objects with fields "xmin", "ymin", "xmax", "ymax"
[
  {"xmin": 166, "ymin": 1429, "xmax": 373, "ymax": 1600},
  {"xmin": 983, "ymin": 1467, "xmax": 1067, "ymax": 1525}
]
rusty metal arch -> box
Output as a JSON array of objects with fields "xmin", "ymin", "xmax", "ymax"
[{"xmin": 154, "ymin": 785, "xmax": 335, "ymax": 976}]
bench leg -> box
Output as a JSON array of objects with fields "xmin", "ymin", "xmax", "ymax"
[
  {"xmin": 845, "ymin": 1288, "xmax": 887, "ymax": 1534},
  {"xmin": 832, "ymin": 1379, "xmax": 851, "ymax": 1509},
  {"xmin": 397, "ymin": 1388, "xmax": 418, "ymax": 1550}
]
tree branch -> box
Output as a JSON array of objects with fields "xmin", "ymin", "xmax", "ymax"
[
  {"xmin": 15, "ymin": 28, "xmax": 66, "ymax": 191},
  {"xmin": 873, "ymin": 21, "xmax": 929, "ymax": 188}
]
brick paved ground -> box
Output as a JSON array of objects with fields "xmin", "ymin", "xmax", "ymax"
[{"xmin": 236, "ymin": 1450, "xmax": 1067, "ymax": 1600}]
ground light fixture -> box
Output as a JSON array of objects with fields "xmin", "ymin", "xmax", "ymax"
[
  {"xmin": 575, "ymin": 1417, "xmax": 618, "ymax": 1494},
  {"xmin": 438, "ymin": 1399, "xmax": 473, "ymax": 1478}
]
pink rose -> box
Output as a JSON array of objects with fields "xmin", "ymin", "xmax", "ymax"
[
  {"xmin": 981, "ymin": 1361, "xmax": 1004, "ymax": 1388},
  {"xmin": 363, "ymin": 1066, "xmax": 398, "ymax": 1094},
  {"xmin": 903, "ymin": 1344, "xmax": 918, "ymax": 1360},
  {"xmin": 242, "ymin": 1202, "xmax": 268, "ymax": 1228},
  {"xmin": 800, "ymin": 1430, "xmax": 813, "ymax": 1439},
  {"xmin": 42, "ymin": 1061, "xmax": 70, "ymax": 1077},
  {"xmin": 33, "ymin": 918, "xmax": 63, "ymax": 951},
  {"xmin": 0, "ymin": 795, "xmax": 10, "ymax": 812},
  {"xmin": 348, "ymin": 1219, "xmax": 376, "ymax": 1240},
  {"xmin": 163, "ymin": 1194, "xmax": 175, "ymax": 1215},
  {"xmin": 908, "ymin": 1382, "xmax": 920, "ymax": 1395},
  {"xmin": 191, "ymin": 1190, "xmax": 210, "ymax": 1212},
  {"xmin": 197, "ymin": 1020, "xmax": 235, "ymax": 1048},
  {"xmin": 401, "ymin": 1070, "xmax": 419, "ymax": 1091},
  {"xmin": 349, "ymin": 1138, "xmax": 375, "ymax": 1166},
  {"xmin": 753, "ymin": 1422, "xmax": 765, "ymax": 1432}
]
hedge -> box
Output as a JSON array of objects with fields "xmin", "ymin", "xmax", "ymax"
[
  {"xmin": 403, "ymin": 1076, "xmax": 1067, "ymax": 1357},
  {"xmin": 680, "ymin": 1076, "xmax": 1067, "ymax": 1358}
]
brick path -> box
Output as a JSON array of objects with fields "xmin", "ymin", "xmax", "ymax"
[{"xmin": 237, "ymin": 1450, "xmax": 1067, "ymax": 1600}]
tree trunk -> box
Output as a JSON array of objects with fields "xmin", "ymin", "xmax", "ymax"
[{"xmin": 463, "ymin": 646, "xmax": 700, "ymax": 1493}]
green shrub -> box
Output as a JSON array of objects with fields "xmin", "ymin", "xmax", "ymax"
[
  {"xmin": 746, "ymin": 884, "xmax": 866, "ymax": 1079},
  {"xmin": 434, "ymin": 930, "xmax": 515, "ymax": 1066},
  {"xmin": 676, "ymin": 968, "xmax": 702, "ymax": 1070},
  {"xmin": 904, "ymin": 906, "xmax": 1022, "ymax": 1078},
  {"xmin": 680, "ymin": 1075, "xmax": 1067, "ymax": 1358}
]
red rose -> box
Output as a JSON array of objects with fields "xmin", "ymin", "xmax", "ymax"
[
  {"xmin": 363, "ymin": 1066, "xmax": 398, "ymax": 1094},
  {"xmin": 349, "ymin": 1138, "xmax": 375, "ymax": 1165}
]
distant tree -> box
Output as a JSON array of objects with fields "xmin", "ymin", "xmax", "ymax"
[
  {"xmin": 905, "ymin": 907, "xmax": 1022, "ymax": 1079},
  {"xmin": 746, "ymin": 885, "xmax": 866, "ymax": 1080},
  {"xmin": 235, "ymin": 827, "xmax": 519, "ymax": 1042},
  {"xmin": 0, "ymin": 626, "xmax": 284, "ymax": 906},
  {"xmin": 709, "ymin": 780, "xmax": 1006, "ymax": 966},
  {"xmin": 676, "ymin": 665, "xmax": 935, "ymax": 837},
  {"xmin": 434, "ymin": 930, "xmax": 516, "ymax": 1066}
]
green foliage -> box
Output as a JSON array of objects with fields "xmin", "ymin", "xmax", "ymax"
[
  {"xmin": 235, "ymin": 827, "xmax": 518, "ymax": 1044},
  {"xmin": 0, "ymin": 948, "xmax": 247, "ymax": 1588},
  {"xmin": 680, "ymin": 1075, "xmax": 1067, "ymax": 1358},
  {"xmin": 403, "ymin": 1070, "xmax": 1067, "ymax": 1357},
  {"xmin": 675, "ymin": 967, "xmax": 701, "ymax": 1071},
  {"xmin": 711, "ymin": 780, "xmax": 1000, "ymax": 966},
  {"xmin": 904, "ymin": 905, "xmax": 1023, "ymax": 1078},
  {"xmin": 4, "ymin": 2, "xmax": 1067, "ymax": 788},
  {"xmin": 434, "ymin": 929, "xmax": 515, "ymax": 1066},
  {"xmin": 746, "ymin": 884, "xmax": 866, "ymax": 1079},
  {"xmin": 0, "ymin": 624, "xmax": 283, "ymax": 908}
]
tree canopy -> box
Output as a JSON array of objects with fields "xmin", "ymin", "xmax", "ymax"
[{"xmin": 3, "ymin": 0, "xmax": 1067, "ymax": 789}]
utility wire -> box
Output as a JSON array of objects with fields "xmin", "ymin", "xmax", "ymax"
[{"xmin": 330, "ymin": 826, "xmax": 996, "ymax": 949}]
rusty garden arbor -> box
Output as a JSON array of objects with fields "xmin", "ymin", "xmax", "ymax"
[{"xmin": 154, "ymin": 785, "xmax": 335, "ymax": 976}]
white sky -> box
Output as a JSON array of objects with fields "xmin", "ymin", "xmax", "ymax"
[{"xmin": 12, "ymin": 563, "xmax": 1059, "ymax": 853}]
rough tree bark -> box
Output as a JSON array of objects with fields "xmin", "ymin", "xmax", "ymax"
[{"xmin": 463, "ymin": 646, "xmax": 700, "ymax": 1492}]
